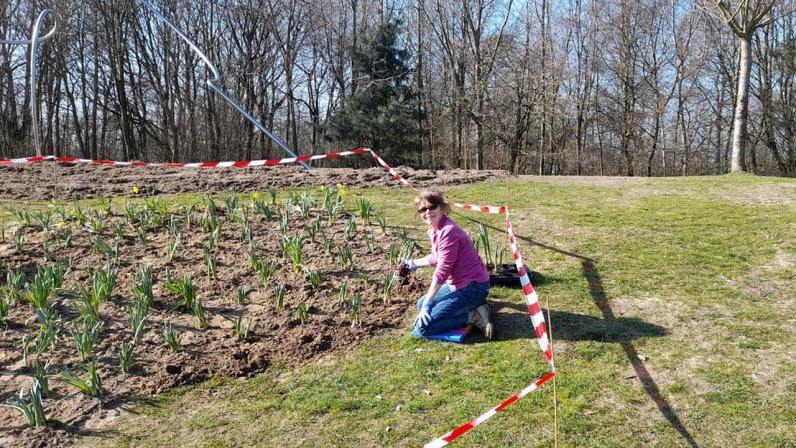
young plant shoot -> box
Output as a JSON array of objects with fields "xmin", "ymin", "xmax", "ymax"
[
  {"xmin": 274, "ymin": 284, "xmax": 286, "ymax": 310},
  {"xmin": 0, "ymin": 295, "xmax": 9, "ymax": 323},
  {"xmin": 287, "ymin": 236, "xmax": 304, "ymax": 273},
  {"xmin": 257, "ymin": 259, "xmax": 279, "ymax": 288},
  {"xmin": 192, "ymin": 299, "xmax": 208, "ymax": 329},
  {"xmin": 343, "ymin": 217, "xmax": 356, "ymax": 241},
  {"xmin": 75, "ymin": 286, "xmax": 100, "ymax": 324},
  {"xmin": 165, "ymin": 275, "xmax": 198, "ymax": 310},
  {"xmin": 92, "ymin": 266, "xmax": 117, "ymax": 302},
  {"xmin": 204, "ymin": 246, "xmax": 217, "ymax": 279},
  {"xmin": 383, "ymin": 273, "xmax": 396, "ymax": 304},
  {"xmin": 70, "ymin": 320, "xmax": 104, "ymax": 361},
  {"xmin": 339, "ymin": 247, "xmax": 353, "ymax": 270},
  {"xmin": 323, "ymin": 235, "xmax": 335, "ymax": 256},
  {"xmin": 237, "ymin": 286, "xmax": 248, "ymax": 306},
  {"xmin": 61, "ymin": 361, "xmax": 102, "ymax": 397},
  {"xmin": 5, "ymin": 269, "xmax": 24, "ymax": 303},
  {"xmin": 356, "ymin": 197, "xmax": 373, "ymax": 225},
  {"xmin": 350, "ymin": 293, "xmax": 362, "ymax": 327},
  {"xmin": 295, "ymin": 302, "xmax": 308, "ymax": 323},
  {"xmin": 32, "ymin": 359, "xmax": 51, "ymax": 397},
  {"xmin": 163, "ymin": 322, "xmax": 180, "ymax": 352},
  {"xmin": 166, "ymin": 233, "xmax": 181, "ymax": 263},
  {"xmin": 1, "ymin": 381, "xmax": 47, "ymax": 427},
  {"xmin": 14, "ymin": 232, "xmax": 23, "ymax": 253},
  {"xmin": 119, "ymin": 342, "xmax": 133, "ymax": 374},
  {"xmin": 307, "ymin": 270, "xmax": 320, "ymax": 290},
  {"xmin": 234, "ymin": 314, "xmax": 252, "ymax": 341},
  {"xmin": 130, "ymin": 296, "xmax": 150, "ymax": 345}
]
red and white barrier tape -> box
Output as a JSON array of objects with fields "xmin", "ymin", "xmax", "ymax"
[
  {"xmin": 424, "ymin": 372, "xmax": 555, "ymax": 448},
  {"xmin": 0, "ymin": 155, "xmax": 54, "ymax": 164},
  {"xmin": 367, "ymin": 149, "xmax": 415, "ymax": 189},
  {"xmin": 506, "ymin": 209, "xmax": 554, "ymax": 366},
  {"xmin": 0, "ymin": 149, "xmax": 373, "ymax": 168},
  {"xmin": 453, "ymin": 203, "xmax": 507, "ymax": 215},
  {"xmin": 2, "ymin": 147, "xmax": 554, "ymax": 445}
]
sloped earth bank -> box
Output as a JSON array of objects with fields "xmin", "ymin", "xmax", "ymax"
[
  {"xmin": 0, "ymin": 163, "xmax": 509, "ymax": 200},
  {"xmin": 0, "ymin": 198, "xmax": 428, "ymax": 447}
]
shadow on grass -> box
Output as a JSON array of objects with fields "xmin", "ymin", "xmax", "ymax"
[
  {"xmin": 489, "ymin": 269, "xmax": 561, "ymax": 289},
  {"xmin": 582, "ymin": 260, "xmax": 698, "ymax": 448},
  {"xmin": 489, "ymin": 300, "xmax": 668, "ymax": 343}
]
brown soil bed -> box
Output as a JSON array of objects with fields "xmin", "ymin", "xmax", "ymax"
[
  {"xmin": 0, "ymin": 162, "xmax": 509, "ymax": 200},
  {"xmin": 0, "ymin": 195, "xmax": 427, "ymax": 446}
]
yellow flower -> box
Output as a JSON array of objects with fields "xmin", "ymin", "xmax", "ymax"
[
  {"xmin": 58, "ymin": 221, "xmax": 66, "ymax": 229},
  {"xmin": 336, "ymin": 183, "xmax": 348, "ymax": 197},
  {"xmin": 252, "ymin": 192, "xmax": 261, "ymax": 201},
  {"xmin": 132, "ymin": 186, "xmax": 140, "ymax": 194}
]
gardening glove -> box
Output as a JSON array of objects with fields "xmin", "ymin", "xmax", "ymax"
[
  {"xmin": 415, "ymin": 303, "xmax": 432, "ymax": 328},
  {"xmin": 400, "ymin": 259, "xmax": 417, "ymax": 272}
]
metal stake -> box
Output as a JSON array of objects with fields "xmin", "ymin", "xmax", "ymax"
[
  {"xmin": 140, "ymin": 0, "xmax": 310, "ymax": 168},
  {"xmin": 1, "ymin": 9, "xmax": 58, "ymax": 157}
]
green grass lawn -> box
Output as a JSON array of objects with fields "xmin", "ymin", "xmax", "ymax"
[{"xmin": 50, "ymin": 174, "xmax": 794, "ymax": 447}]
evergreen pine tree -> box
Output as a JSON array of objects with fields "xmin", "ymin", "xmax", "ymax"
[{"xmin": 326, "ymin": 19, "xmax": 424, "ymax": 164}]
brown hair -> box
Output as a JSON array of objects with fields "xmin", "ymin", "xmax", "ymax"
[{"xmin": 414, "ymin": 190, "xmax": 450, "ymax": 218}]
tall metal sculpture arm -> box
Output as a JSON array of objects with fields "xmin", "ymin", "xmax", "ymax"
[
  {"xmin": 0, "ymin": 10, "xmax": 57, "ymax": 44},
  {"xmin": 1, "ymin": 9, "xmax": 59, "ymax": 157},
  {"xmin": 140, "ymin": 0, "xmax": 309, "ymax": 168}
]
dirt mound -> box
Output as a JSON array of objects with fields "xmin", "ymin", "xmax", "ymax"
[
  {"xmin": 0, "ymin": 194, "xmax": 428, "ymax": 447},
  {"xmin": 0, "ymin": 163, "xmax": 509, "ymax": 200}
]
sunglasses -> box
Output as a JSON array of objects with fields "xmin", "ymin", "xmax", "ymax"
[{"xmin": 417, "ymin": 204, "xmax": 439, "ymax": 213}]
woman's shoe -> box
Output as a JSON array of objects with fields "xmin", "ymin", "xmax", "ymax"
[{"xmin": 467, "ymin": 304, "xmax": 493, "ymax": 340}]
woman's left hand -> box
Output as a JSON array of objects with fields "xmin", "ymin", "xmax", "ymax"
[
  {"xmin": 401, "ymin": 259, "xmax": 417, "ymax": 272},
  {"xmin": 415, "ymin": 304, "xmax": 431, "ymax": 327}
]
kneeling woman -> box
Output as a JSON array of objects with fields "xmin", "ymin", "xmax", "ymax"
[{"xmin": 402, "ymin": 191, "xmax": 493, "ymax": 339}]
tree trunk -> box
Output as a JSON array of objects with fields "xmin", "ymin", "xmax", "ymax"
[
  {"xmin": 713, "ymin": 73, "xmax": 725, "ymax": 174},
  {"xmin": 647, "ymin": 110, "xmax": 660, "ymax": 177},
  {"xmin": 730, "ymin": 34, "xmax": 752, "ymax": 172}
]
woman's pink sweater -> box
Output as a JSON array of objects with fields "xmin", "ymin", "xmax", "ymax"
[{"xmin": 427, "ymin": 215, "xmax": 490, "ymax": 290}]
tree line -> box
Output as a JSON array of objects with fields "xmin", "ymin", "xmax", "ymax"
[{"xmin": 1, "ymin": 0, "xmax": 794, "ymax": 176}]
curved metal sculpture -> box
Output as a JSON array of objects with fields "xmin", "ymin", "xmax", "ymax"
[
  {"xmin": 1, "ymin": 9, "xmax": 58, "ymax": 157},
  {"xmin": 141, "ymin": 0, "xmax": 309, "ymax": 168}
]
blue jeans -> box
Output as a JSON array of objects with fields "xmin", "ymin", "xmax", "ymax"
[{"xmin": 415, "ymin": 281, "xmax": 490, "ymax": 336}]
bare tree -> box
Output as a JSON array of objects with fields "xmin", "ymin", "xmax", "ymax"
[
  {"xmin": 602, "ymin": 0, "xmax": 646, "ymax": 176},
  {"xmin": 426, "ymin": 0, "xmax": 468, "ymax": 168},
  {"xmin": 462, "ymin": 0, "xmax": 513, "ymax": 169},
  {"xmin": 94, "ymin": 0, "xmax": 138, "ymax": 160},
  {"xmin": 753, "ymin": 2, "xmax": 796, "ymax": 175},
  {"xmin": 567, "ymin": 0, "xmax": 600, "ymax": 175},
  {"xmin": 708, "ymin": 0, "xmax": 792, "ymax": 172},
  {"xmin": 268, "ymin": 0, "xmax": 307, "ymax": 153}
]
